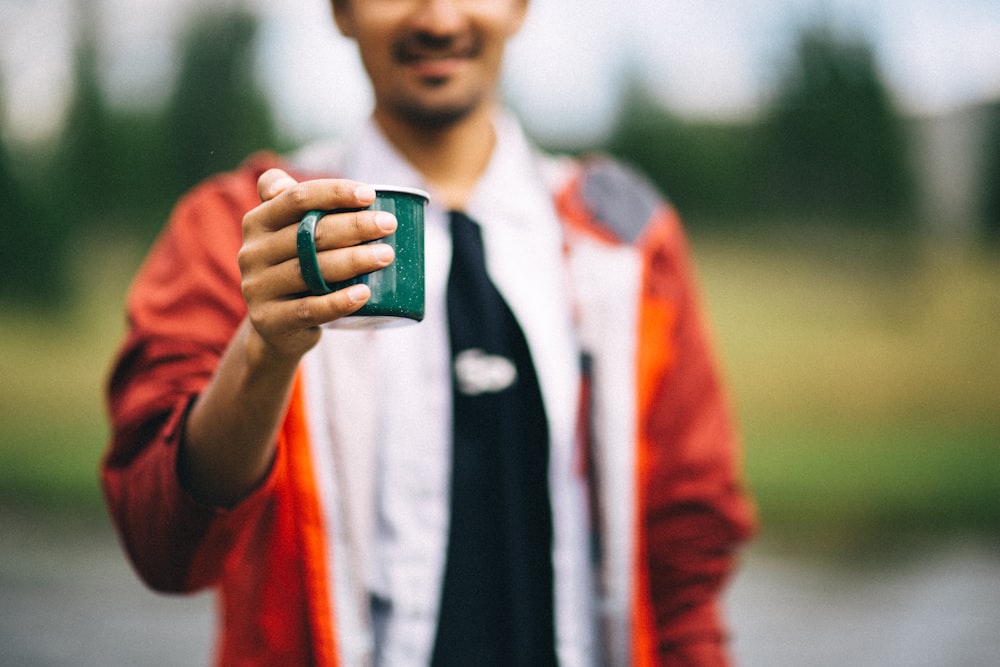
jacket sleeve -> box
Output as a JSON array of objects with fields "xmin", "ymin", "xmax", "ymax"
[
  {"xmin": 100, "ymin": 155, "xmax": 284, "ymax": 593},
  {"xmin": 637, "ymin": 207, "xmax": 756, "ymax": 666}
]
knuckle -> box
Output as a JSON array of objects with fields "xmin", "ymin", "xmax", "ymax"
[
  {"xmin": 346, "ymin": 247, "xmax": 369, "ymax": 273},
  {"xmin": 239, "ymin": 277, "xmax": 251, "ymax": 303},
  {"xmin": 239, "ymin": 271, "xmax": 256, "ymax": 297},
  {"xmin": 241, "ymin": 210, "xmax": 257, "ymax": 237},
  {"xmin": 290, "ymin": 256, "xmax": 305, "ymax": 284},
  {"xmin": 355, "ymin": 211, "xmax": 374, "ymax": 235},
  {"xmin": 247, "ymin": 303, "xmax": 275, "ymax": 338},
  {"xmin": 336, "ymin": 178, "xmax": 361, "ymax": 197},
  {"xmin": 284, "ymin": 183, "xmax": 311, "ymax": 210},
  {"xmin": 311, "ymin": 216, "xmax": 328, "ymax": 245},
  {"xmin": 236, "ymin": 244, "xmax": 253, "ymax": 272},
  {"xmin": 247, "ymin": 308, "xmax": 266, "ymax": 332},
  {"xmin": 240, "ymin": 274, "xmax": 264, "ymax": 308},
  {"xmin": 292, "ymin": 296, "xmax": 320, "ymax": 326}
]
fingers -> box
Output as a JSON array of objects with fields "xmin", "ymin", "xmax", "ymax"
[
  {"xmin": 241, "ymin": 172, "xmax": 394, "ymax": 345},
  {"xmin": 252, "ymin": 172, "xmax": 377, "ymax": 232},
  {"xmin": 249, "ymin": 283, "xmax": 372, "ymax": 340},
  {"xmin": 313, "ymin": 208, "xmax": 398, "ymax": 251},
  {"xmin": 241, "ymin": 207, "xmax": 397, "ymax": 283},
  {"xmin": 265, "ymin": 207, "xmax": 398, "ymax": 261},
  {"xmin": 242, "ymin": 171, "xmax": 397, "ymax": 288},
  {"xmin": 241, "ymin": 240, "xmax": 395, "ymax": 305}
]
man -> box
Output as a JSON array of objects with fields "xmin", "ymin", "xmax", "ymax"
[{"xmin": 101, "ymin": 0, "xmax": 755, "ymax": 665}]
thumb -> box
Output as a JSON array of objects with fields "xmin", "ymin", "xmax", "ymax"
[{"xmin": 257, "ymin": 168, "xmax": 298, "ymax": 202}]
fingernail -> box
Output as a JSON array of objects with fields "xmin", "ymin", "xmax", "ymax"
[
  {"xmin": 374, "ymin": 212, "xmax": 397, "ymax": 231},
  {"xmin": 371, "ymin": 244, "xmax": 394, "ymax": 263},
  {"xmin": 346, "ymin": 284, "xmax": 369, "ymax": 303},
  {"xmin": 355, "ymin": 184, "xmax": 376, "ymax": 201}
]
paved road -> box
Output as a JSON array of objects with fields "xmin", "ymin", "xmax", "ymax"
[
  {"xmin": 1, "ymin": 511, "xmax": 214, "ymax": 666},
  {"xmin": 725, "ymin": 540, "xmax": 1000, "ymax": 667},
  {"xmin": 2, "ymin": 510, "xmax": 998, "ymax": 666}
]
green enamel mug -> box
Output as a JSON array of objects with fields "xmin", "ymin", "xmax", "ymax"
[{"xmin": 297, "ymin": 185, "xmax": 430, "ymax": 328}]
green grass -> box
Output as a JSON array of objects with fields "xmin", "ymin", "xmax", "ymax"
[
  {"xmin": 693, "ymin": 225, "xmax": 1000, "ymax": 547},
  {"xmin": 741, "ymin": 421, "xmax": 999, "ymax": 547},
  {"xmin": 0, "ymin": 234, "xmax": 140, "ymax": 516},
  {"xmin": 1, "ymin": 227, "xmax": 998, "ymax": 550}
]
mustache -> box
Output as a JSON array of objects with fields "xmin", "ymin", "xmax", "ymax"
[{"xmin": 392, "ymin": 32, "xmax": 482, "ymax": 63}]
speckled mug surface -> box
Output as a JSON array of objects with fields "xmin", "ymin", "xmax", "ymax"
[{"xmin": 297, "ymin": 186, "xmax": 429, "ymax": 328}]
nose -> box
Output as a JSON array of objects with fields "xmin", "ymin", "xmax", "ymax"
[{"xmin": 410, "ymin": 0, "xmax": 468, "ymax": 36}]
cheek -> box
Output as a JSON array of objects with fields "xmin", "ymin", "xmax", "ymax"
[
  {"xmin": 355, "ymin": 34, "xmax": 397, "ymax": 78},
  {"xmin": 479, "ymin": 14, "xmax": 522, "ymax": 57}
]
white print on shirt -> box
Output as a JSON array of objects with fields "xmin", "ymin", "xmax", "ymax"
[{"xmin": 454, "ymin": 348, "xmax": 518, "ymax": 396}]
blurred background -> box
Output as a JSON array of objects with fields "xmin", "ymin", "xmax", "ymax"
[{"xmin": 1, "ymin": 0, "xmax": 998, "ymax": 665}]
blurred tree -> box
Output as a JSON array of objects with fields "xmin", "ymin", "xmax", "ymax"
[
  {"xmin": 980, "ymin": 101, "xmax": 1000, "ymax": 246},
  {"xmin": 0, "ymin": 88, "xmax": 65, "ymax": 305},
  {"xmin": 604, "ymin": 82, "xmax": 759, "ymax": 225},
  {"xmin": 49, "ymin": 20, "xmax": 166, "ymax": 236},
  {"xmin": 11, "ymin": 2, "xmax": 283, "ymax": 304},
  {"xmin": 39, "ymin": 0, "xmax": 161, "ymax": 303},
  {"xmin": 161, "ymin": 7, "xmax": 280, "ymax": 198},
  {"xmin": 760, "ymin": 22, "xmax": 916, "ymax": 225},
  {"xmin": 49, "ymin": 0, "xmax": 115, "ymax": 230}
]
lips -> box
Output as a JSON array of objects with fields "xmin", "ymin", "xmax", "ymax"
[{"xmin": 392, "ymin": 32, "xmax": 482, "ymax": 72}]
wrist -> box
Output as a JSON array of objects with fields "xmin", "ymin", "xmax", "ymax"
[{"xmin": 242, "ymin": 317, "xmax": 318, "ymax": 374}]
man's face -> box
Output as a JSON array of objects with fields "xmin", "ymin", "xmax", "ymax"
[{"xmin": 334, "ymin": 0, "xmax": 527, "ymax": 130}]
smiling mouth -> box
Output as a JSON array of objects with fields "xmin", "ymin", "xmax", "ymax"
[
  {"xmin": 403, "ymin": 57, "xmax": 469, "ymax": 84},
  {"xmin": 393, "ymin": 33, "xmax": 481, "ymax": 70},
  {"xmin": 397, "ymin": 49, "xmax": 475, "ymax": 65}
]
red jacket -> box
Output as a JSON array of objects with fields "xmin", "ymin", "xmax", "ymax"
[{"xmin": 102, "ymin": 151, "xmax": 754, "ymax": 666}]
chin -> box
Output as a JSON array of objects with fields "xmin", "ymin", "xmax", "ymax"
[{"xmin": 389, "ymin": 97, "xmax": 482, "ymax": 131}]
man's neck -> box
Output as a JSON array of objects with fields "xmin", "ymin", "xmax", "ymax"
[{"xmin": 373, "ymin": 104, "xmax": 497, "ymax": 211}]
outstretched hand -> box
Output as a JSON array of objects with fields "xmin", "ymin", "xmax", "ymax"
[
  {"xmin": 238, "ymin": 168, "xmax": 398, "ymax": 359},
  {"xmin": 178, "ymin": 169, "xmax": 398, "ymax": 507}
]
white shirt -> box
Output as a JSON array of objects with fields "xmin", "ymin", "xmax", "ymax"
[{"xmin": 295, "ymin": 112, "xmax": 596, "ymax": 667}]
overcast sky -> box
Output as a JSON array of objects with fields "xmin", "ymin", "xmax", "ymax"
[{"xmin": 2, "ymin": 0, "xmax": 1000, "ymax": 145}]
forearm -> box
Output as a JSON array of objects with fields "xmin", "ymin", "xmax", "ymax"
[
  {"xmin": 179, "ymin": 317, "xmax": 303, "ymax": 507},
  {"xmin": 177, "ymin": 171, "xmax": 396, "ymax": 506}
]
